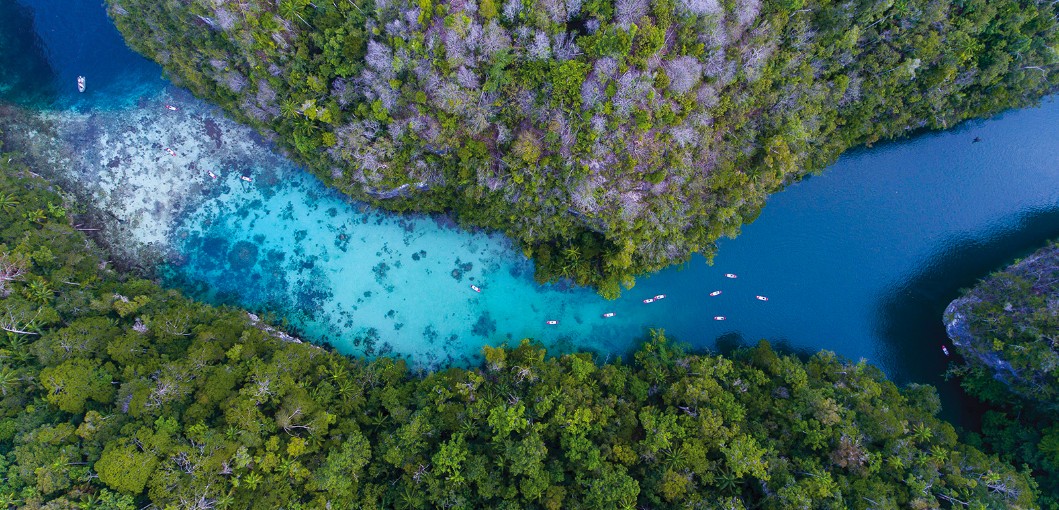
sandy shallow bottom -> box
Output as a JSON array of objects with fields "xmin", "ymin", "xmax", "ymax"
[{"xmin": 1, "ymin": 87, "xmax": 650, "ymax": 367}]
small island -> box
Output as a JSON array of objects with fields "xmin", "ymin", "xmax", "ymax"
[
  {"xmin": 945, "ymin": 241, "xmax": 1059, "ymax": 506},
  {"xmin": 946, "ymin": 242, "xmax": 1059, "ymax": 404}
]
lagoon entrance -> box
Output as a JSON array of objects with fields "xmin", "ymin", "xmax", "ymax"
[{"xmin": 2, "ymin": 0, "xmax": 1058, "ymax": 423}]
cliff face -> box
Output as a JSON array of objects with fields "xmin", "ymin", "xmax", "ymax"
[
  {"xmin": 107, "ymin": 0, "xmax": 1059, "ymax": 295},
  {"xmin": 945, "ymin": 295, "xmax": 1019, "ymax": 383},
  {"xmin": 944, "ymin": 243, "xmax": 1059, "ymax": 405}
]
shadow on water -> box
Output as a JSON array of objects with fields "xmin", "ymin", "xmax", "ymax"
[
  {"xmin": 877, "ymin": 207, "xmax": 1059, "ymax": 428},
  {"xmin": 0, "ymin": 0, "xmax": 56, "ymax": 105},
  {"xmin": 713, "ymin": 331, "xmax": 816, "ymax": 358}
]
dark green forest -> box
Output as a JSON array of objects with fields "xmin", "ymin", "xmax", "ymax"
[
  {"xmin": 107, "ymin": 0, "xmax": 1059, "ymax": 296},
  {"xmin": 0, "ymin": 152, "xmax": 1042, "ymax": 508},
  {"xmin": 946, "ymin": 242, "xmax": 1059, "ymax": 507}
]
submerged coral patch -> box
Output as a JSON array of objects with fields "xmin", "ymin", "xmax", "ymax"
[
  {"xmin": 227, "ymin": 240, "xmax": 259, "ymax": 270},
  {"xmin": 472, "ymin": 311, "xmax": 497, "ymax": 338}
]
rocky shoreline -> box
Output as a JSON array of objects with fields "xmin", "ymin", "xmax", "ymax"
[
  {"xmin": 944, "ymin": 242, "xmax": 1059, "ymax": 402},
  {"xmin": 0, "ymin": 88, "xmax": 298, "ymax": 272}
]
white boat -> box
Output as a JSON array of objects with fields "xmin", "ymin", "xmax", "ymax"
[
  {"xmin": 941, "ymin": 345, "xmax": 950, "ymax": 356},
  {"xmin": 77, "ymin": 76, "xmax": 85, "ymax": 93},
  {"xmin": 164, "ymin": 147, "xmax": 176, "ymax": 157},
  {"xmin": 546, "ymin": 320, "xmax": 558, "ymax": 325},
  {"xmin": 755, "ymin": 295, "xmax": 768, "ymax": 301},
  {"xmin": 713, "ymin": 316, "xmax": 726, "ymax": 321},
  {"xmin": 602, "ymin": 312, "xmax": 615, "ymax": 318},
  {"xmin": 725, "ymin": 273, "xmax": 737, "ymax": 279},
  {"xmin": 165, "ymin": 104, "xmax": 178, "ymax": 111},
  {"xmin": 654, "ymin": 294, "xmax": 666, "ymax": 300},
  {"xmin": 643, "ymin": 298, "xmax": 655, "ymax": 304},
  {"xmin": 709, "ymin": 290, "xmax": 722, "ymax": 296},
  {"xmin": 207, "ymin": 170, "xmax": 217, "ymax": 179},
  {"xmin": 470, "ymin": 284, "xmax": 481, "ymax": 293},
  {"xmin": 240, "ymin": 175, "xmax": 253, "ymax": 183}
]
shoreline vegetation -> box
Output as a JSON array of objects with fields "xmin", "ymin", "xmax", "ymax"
[
  {"xmin": 0, "ymin": 149, "xmax": 1041, "ymax": 508},
  {"xmin": 107, "ymin": 0, "xmax": 1059, "ymax": 296},
  {"xmin": 946, "ymin": 241, "xmax": 1059, "ymax": 506}
]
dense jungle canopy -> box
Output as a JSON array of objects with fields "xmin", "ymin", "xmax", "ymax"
[
  {"xmin": 107, "ymin": 0, "xmax": 1059, "ymax": 296},
  {"xmin": 0, "ymin": 151, "xmax": 1040, "ymax": 508},
  {"xmin": 946, "ymin": 242, "xmax": 1059, "ymax": 507}
]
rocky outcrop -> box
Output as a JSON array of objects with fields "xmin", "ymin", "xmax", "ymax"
[
  {"xmin": 247, "ymin": 312, "xmax": 304, "ymax": 345},
  {"xmin": 943, "ymin": 242, "xmax": 1059, "ymax": 404},
  {"xmin": 944, "ymin": 295, "xmax": 1019, "ymax": 385}
]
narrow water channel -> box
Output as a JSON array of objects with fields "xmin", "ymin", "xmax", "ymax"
[{"xmin": 3, "ymin": 0, "xmax": 1058, "ymax": 425}]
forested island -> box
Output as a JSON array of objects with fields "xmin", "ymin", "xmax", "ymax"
[
  {"xmin": 946, "ymin": 242, "xmax": 1059, "ymax": 507},
  {"xmin": 0, "ymin": 151, "xmax": 1042, "ymax": 508},
  {"xmin": 105, "ymin": 0, "xmax": 1059, "ymax": 295}
]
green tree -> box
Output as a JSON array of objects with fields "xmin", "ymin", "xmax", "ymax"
[
  {"xmin": 95, "ymin": 443, "xmax": 159, "ymax": 495},
  {"xmin": 39, "ymin": 358, "xmax": 114, "ymax": 413}
]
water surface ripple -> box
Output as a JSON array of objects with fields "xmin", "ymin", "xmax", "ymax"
[{"xmin": 4, "ymin": 1, "xmax": 1059, "ymax": 417}]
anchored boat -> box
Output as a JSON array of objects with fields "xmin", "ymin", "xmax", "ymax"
[
  {"xmin": 713, "ymin": 316, "xmax": 726, "ymax": 321},
  {"xmin": 725, "ymin": 273, "xmax": 737, "ymax": 279},
  {"xmin": 546, "ymin": 320, "xmax": 558, "ymax": 325},
  {"xmin": 77, "ymin": 76, "xmax": 85, "ymax": 92},
  {"xmin": 709, "ymin": 290, "xmax": 722, "ymax": 296},
  {"xmin": 602, "ymin": 312, "xmax": 615, "ymax": 318},
  {"xmin": 755, "ymin": 295, "xmax": 768, "ymax": 301},
  {"xmin": 470, "ymin": 284, "xmax": 481, "ymax": 293}
]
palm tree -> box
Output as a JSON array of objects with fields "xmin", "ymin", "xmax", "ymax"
[
  {"xmin": 0, "ymin": 367, "xmax": 18, "ymax": 396},
  {"xmin": 278, "ymin": 0, "xmax": 312, "ymax": 28},
  {"xmin": 715, "ymin": 467, "xmax": 740, "ymax": 493},
  {"xmin": 912, "ymin": 422, "xmax": 933, "ymax": 443},
  {"xmin": 0, "ymin": 192, "xmax": 18, "ymax": 213},
  {"xmin": 280, "ymin": 98, "xmax": 300, "ymax": 119},
  {"xmin": 214, "ymin": 490, "xmax": 236, "ymax": 509}
]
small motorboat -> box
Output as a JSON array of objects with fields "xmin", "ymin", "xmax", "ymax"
[
  {"xmin": 470, "ymin": 284, "xmax": 481, "ymax": 293},
  {"xmin": 602, "ymin": 312, "xmax": 615, "ymax": 318},
  {"xmin": 709, "ymin": 290, "xmax": 722, "ymax": 296},
  {"xmin": 713, "ymin": 316, "xmax": 726, "ymax": 321},
  {"xmin": 207, "ymin": 170, "xmax": 217, "ymax": 179},
  {"xmin": 546, "ymin": 320, "xmax": 558, "ymax": 325},
  {"xmin": 165, "ymin": 104, "xmax": 178, "ymax": 111},
  {"xmin": 240, "ymin": 175, "xmax": 253, "ymax": 183},
  {"xmin": 725, "ymin": 273, "xmax": 738, "ymax": 279},
  {"xmin": 654, "ymin": 294, "xmax": 666, "ymax": 300},
  {"xmin": 77, "ymin": 76, "xmax": 85, "ymax": 93},
  {"xmin": 755, "ymin": 296, "xmax": 768, "ymax": 301},
  {"xmin": 941, "ymin": 345, "xmax": 950, "ymax": 356},
  {"xmin": 164, "ymin": 147, "xmax": 177, "ymax": 157},
  {"xmin": 643, "ymin": 298, "xmax": 655, "ymax": 304}
]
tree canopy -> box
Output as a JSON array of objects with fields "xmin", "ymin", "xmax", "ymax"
[
  {"xmin": 107, "ymin": 0, "xmax": 1059, "ymax": 296},
  {"xmin": 946, "ymin": 241, "xmax": 1059, "ymax": 507},
  {"xmin": 0, "ymin": 151, "xmax": 1041, "ymax": 508}
]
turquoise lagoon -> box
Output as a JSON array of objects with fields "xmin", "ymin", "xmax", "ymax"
[{"xmin": 4, "ymin": 1, "xmax": 1059, "ymax": 416}]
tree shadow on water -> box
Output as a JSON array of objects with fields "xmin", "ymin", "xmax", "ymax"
[{"xmin": 875, "ymin": 207, "xmax": 1059, "ymax": 429}]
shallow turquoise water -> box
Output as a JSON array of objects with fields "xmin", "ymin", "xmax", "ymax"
[
  {"xmin": 155, "ymin": 101, "xmax": 1059, "ymax": 385},
  {"xmin": 4, "ymin": 1, "xmax": 1059, "ymax": 420}
]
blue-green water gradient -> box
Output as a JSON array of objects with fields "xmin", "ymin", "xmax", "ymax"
[{"xmin": 4, "ymin": 0, "xmax": 1059, "ymax": 424}]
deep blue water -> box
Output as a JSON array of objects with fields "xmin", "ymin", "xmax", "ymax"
[
  {"xmin": 0, "ymin": 0, "xmax": 160, "ymax": 108},
  {"xmin": 4, "ymin": 0, "xmax": 1059, "ymax": 424}
]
